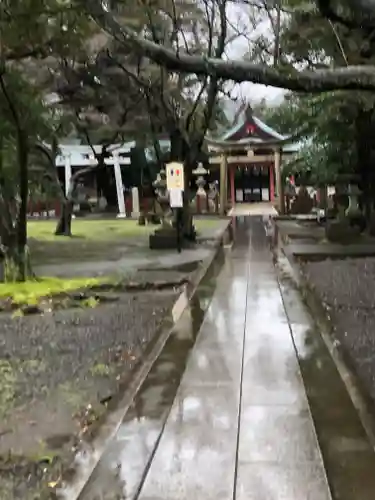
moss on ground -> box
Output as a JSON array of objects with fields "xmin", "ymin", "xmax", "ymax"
[{"xmin": 0, "ymin": 276, "xmax": 107, "ymax": 305}]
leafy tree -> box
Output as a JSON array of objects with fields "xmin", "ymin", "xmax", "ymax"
[
  {"xmin": 0, "ymin": 0, "xmax": 91, "ymax": 279},
  {"xmin": 263, "ymin": 91, "xmax": 360, "ymax": 182},
  {"xmin": 230, "ymin": 0, "xmax": 375, "ymax": 220},
  {"xmin": 86, "ymin": 0, "xmax": 232, "ymax": 239},
  {"xmin": 46, "ymin": 40, "xmax": 151, "ymax": 235}
]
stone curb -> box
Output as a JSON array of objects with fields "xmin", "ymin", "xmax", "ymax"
[
  {"xmin": 275, "ymin": 243, "xmax": 375, "ymax": 453},
  {"xmin": 56, "ymin": 219, "xmax": 232, "ymax": 500}
]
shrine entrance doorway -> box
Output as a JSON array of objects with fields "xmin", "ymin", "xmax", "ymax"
[{"xmin": 234, "ymin": 165, "xmax": 271, "ymax": 203}]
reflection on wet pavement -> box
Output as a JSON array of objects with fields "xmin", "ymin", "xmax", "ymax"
[{"xmin": 76, "ymin": 216, "xmax": 375, "ymax": 499}]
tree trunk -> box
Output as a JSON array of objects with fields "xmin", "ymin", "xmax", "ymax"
[
  {"xmin": 55, "ymin": 199, "xmax": 74, "ymax": 236},
  {"xmin": 355, "ymin": 111, "xmax": 373, "ymax": 224},
  {"xmin": 0, "ymin": 203, "xmax": 32, "ymax": 282},
  {"xmin": 182, "ymin": 160, "xmax": 196, "ymax": 241},
  {"xmin": 318, "ymin": 185, "xmax": 327, "ymax": 211},
  {"xmin": 16, "ymin": 132, "xmax": 29, "ymax": 281}
]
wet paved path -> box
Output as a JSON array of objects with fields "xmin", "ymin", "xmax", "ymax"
[
  {"xmin": 76, "ymin": 216, "xmax": 375, "ymax": 500},
  {"xmin": 135, "ymin": 217, "xmax": 331, "ymax": 499}
]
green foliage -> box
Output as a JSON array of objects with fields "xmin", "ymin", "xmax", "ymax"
[
  {"xmin": 99, "ymin": 0, "xmax": 229, "ymax": 154},
  {"xmin": 0, "ymin": 0, "xmax": 92, "ymax": 269},
  {"xmin": 258, "ymin": 0, "xmax": 375, "ymax": 185},
  {"xmin": 265, "ymin": 90, "xmax": 362, "ymax": 183}
]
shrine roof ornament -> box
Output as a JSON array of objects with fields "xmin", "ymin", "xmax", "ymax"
[
  {"xmin": 219, "ymin": 105, "xmax": 287, "ymax": 142},
  {"xmin": 205, "ymin": 103, "xmax": 302, "ymax": 152}
]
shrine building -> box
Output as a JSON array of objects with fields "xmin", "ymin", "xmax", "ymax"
[
  {"xmin": 205, "ymin": 105, "xmax": 299, "ymax": 211},
  {"xmin": 30, "ymin": 105, "xmax": 300, "ymax": 218}
]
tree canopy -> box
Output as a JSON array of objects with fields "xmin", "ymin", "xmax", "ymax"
[
  {"xmin": 81, "ymin": 0, "xmax": 375, "ymax": 92},
  {"xmin": 253, "ymin": 0, "xmax": 375, "ymax": 185},
  {"xmin": 4, "ymin": 0, "xmax": 375, "ymax": 279}
]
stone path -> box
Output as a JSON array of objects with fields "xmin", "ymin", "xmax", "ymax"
[
  {"xmin": 229, "ymin": 202, "xmax": 277, "ymax": 217},
  {"xmin": 72, "ymin": 216, "xmax": 375, "ymax": 499},
  {"xmin": 133, "ymin": 216, "xmax": 331, "ymax": 500}
]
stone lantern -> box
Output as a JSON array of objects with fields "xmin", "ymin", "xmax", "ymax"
[
  {"xmin": 192, "ymin": 163, "xmax": 208, "ymax": 213},
  {"xmin": 153, "ymin": 168, "xmax": 171, "ymax": 225},
  {"xmin": 345, "ymin": 184, "xmax": 361, "ymax": 217},
  {"xmin": 193, "ymin": 163, "xmax": 208, "ymax": 192}
]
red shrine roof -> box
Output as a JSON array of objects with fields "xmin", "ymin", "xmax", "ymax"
[
  {"xmin": 204, "ymin": 104, "xmax": 302, "ymax": 153},
  {"xmin": 220, "ymin": 105, "xmax": 286, "ymax": 142}
]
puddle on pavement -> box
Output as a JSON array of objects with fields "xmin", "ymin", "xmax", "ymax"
[
  {"xmin": 280, "ymin": 277, "xmax": 375, "ymax": 500},
  {"xmin": 57, "ymin": 240, "xmax": 226, "ymax": 500}
]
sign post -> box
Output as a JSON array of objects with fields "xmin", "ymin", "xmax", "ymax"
[
  {"xmin": 166, "ymin": 162, "xmax": 184, "ymax": 191},
  {"xmin": 166, "ymin": 162, "xmax": 184, "ymax": 253}
]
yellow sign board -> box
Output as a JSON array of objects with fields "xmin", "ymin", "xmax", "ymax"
[{"xmin": 166, "ymin": 162, "xmax": 184, "ymax": 191}]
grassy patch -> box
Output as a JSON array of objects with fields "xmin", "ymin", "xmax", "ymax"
[
  {"xmin": 89, "ymin": 362, "xmax": 112, "ymax": 377},
  {"xmin": 28, "ymin": 219, "xmax": 155, "ymax": 242},
  {"xmin": 28, "ymin": 218, "xmax": 222, "ymax": 242},
  {"xmin": 27, "ymin": 218, "xmax": 225, "ymax": 264},
  {"xmin": 0, "ymin": 276, "xmax": 106, "ymax": 305},
  {"xmin": 28, "ymin": 220, "xmax": 156, "ymax": 264}
]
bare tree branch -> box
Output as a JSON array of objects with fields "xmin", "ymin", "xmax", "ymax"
[
  {"xmin": 82, "ymin": 0, "xmax": 375, "ymax": 91},
  {"xmin": 316, "ymin": 0, "xmax": 375, "ymax": 29}
]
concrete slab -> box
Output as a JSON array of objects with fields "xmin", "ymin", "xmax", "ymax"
[
  {"xmin": 196, "ymin": 317, "xmax": 246, "ymax": 348},
  {"xmin": 238, "ymin": 405, "xmax": 321, "ymax": 463},
  {"xmin": 236, "ymin": 461, "xmax": 331, "ymax": 500},
  {"xmin": 167, "ymin": 385, "xmax": 240, "ymax": 429},
  {"xmin": 180, "ymin": 344, "xmax": 242, "ymax": 387},
  {"xmin": 194, "ymin": 324, "xmax": 245, "ymax": 350},
  {"xmin": 138, "ymin": 386, "xmax": 239, "ymax": 500},
  {"xmin": 229, "ymin": 202, "xmax": 277, "ymax": 217},
  {"xmin": 242, "ymin": 353, "xmax": 307, "ymax": 407},
  {"xmin": 138, "ymin": 448, "xmax": 235, "ymax": 500}
]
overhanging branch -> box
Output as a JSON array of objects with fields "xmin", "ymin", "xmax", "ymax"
[
  {"xmin": 82, "ymin": 0, "xmax": 375, "ymax": 92},
  {"xmin": 316, "ymin": 0, "xmax": 375, "ymax": 30}
]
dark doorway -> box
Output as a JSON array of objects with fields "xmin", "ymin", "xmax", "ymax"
[{"xmin": 234, "ymin": 166, "xmax": 270, "ymax": 202}]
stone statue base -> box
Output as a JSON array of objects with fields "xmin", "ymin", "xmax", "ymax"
[
  {"xmin": 190, "ymin": 196, "xmax": 216, "ymax": 214},
  {"xmin": 149, "ymin": 226, "xmax": 182, "ymax": 250}
]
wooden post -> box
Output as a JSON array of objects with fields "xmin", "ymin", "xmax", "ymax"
[
  {"xmin": 219, "ymin": 154, "xmax": 228, "ymax": 216},
  {"xmin": 274, "ymin": 149, "xmax": 285, "ymax": 214},
  {"xmin": 269, "ymin": 163, "xmax": 275, "ymax": 202}
]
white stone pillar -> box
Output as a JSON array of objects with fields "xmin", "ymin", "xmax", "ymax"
[
  {"xmin": 64, "ymin": 153, "xmax": 72, "ymax": 197},
  {"xmin": 219, "ymin": 154, "xmax": 228, "ymax": 216},
  {"xmin": 113, "ymin": 152, "xmax": 126, "ymax": 218},
  {"xmin": 131, "ymin": 186, "xmax": 140, "ymax": 218}
]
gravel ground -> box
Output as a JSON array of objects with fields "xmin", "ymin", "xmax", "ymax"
[
  {"xmin": 0, "ymin": 288, "xmax": 177, "ymax": 499},
  {"xmin": 0, "ymin": 222, "xmax": 226, "ymax": 498},
  {"xmin": 302, "ymin": 257, "xmax": 375, "ymax": 404}
]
